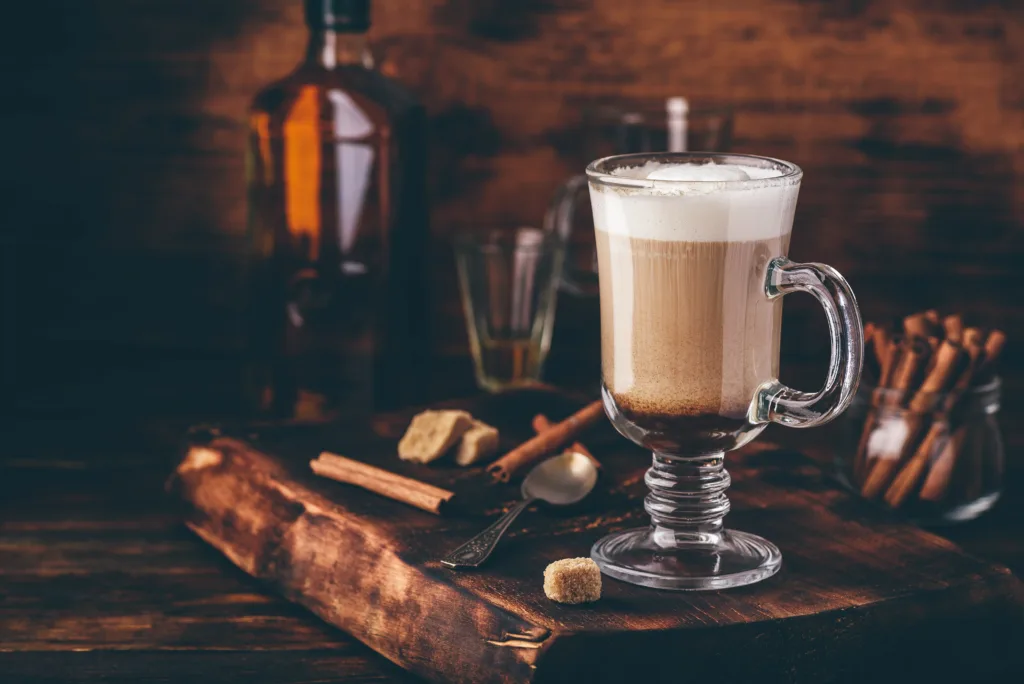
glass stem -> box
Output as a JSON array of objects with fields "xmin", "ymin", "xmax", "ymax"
[{"xmin": 645, "ymin": 451, "xmax": 731, "ymax": 548}]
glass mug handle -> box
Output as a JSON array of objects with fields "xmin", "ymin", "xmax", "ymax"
[{"xmin": 753, "ymin": 257, "xmax": 864, "ymax": 428}]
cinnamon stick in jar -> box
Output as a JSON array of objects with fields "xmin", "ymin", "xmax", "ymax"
[
  {"xmin": 907, "ymin": 340, "xmax": 964, "ymax": 413},
  {"xmin": 853, "ymin": 337, "xmax": 899, "ymax": 483},
  {"xmin": 961, "ymin": 330, "xmax": 1006, "ymax": 500},
  {"xmin": 884, "ymin": 420, "xmax": 946, "ymax": 509},
  {"xmin": 918, "ymin": 425, "xmax": 968, "ymax": 503},
  {"xmin": 860, "ymin": 339, "xmax": 955, "ymax": 499},
  {"xmin": 944, "ymin": 328, "xmax": 986, "ymax": 415},
  {"xmin": 890, "ymin": 336, "xmax": 933, "ymax": 404},
  {"xmin": 488, "ymin": 401, "xmax": 605, "ymax": 483},
  {"xmin": 975, "ymin": 329, "xmax": 1006, "ymax": 382},
  {"xmin": 880, "ymin": 341, "xmax": 966, "ymax": 507},
  {"xmin": 943, "ymin": 314, "xmax": 963, "ymax": 344},
  {"xmin": 872, "ymin": 327, "xmax": 894, "ymax": 381},
  {"xmin": 917, "ymin": 329, "xmax": 986, "ymax": 503},
  {"xmin": 904, "ymin": 312, "xmax": 933, "ymax": 339}
]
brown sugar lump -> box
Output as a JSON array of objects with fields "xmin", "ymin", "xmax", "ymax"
[
  {"xmin": 454, "ymin": 420, "xmax": 500, "ymax": 466},
  {"xmin": 398, "ymin": 410, "xmax": 473, "ymax": 464},
  {"xmin": 543, "ymin": 558, "xmax": 602, "ymax": 604}
]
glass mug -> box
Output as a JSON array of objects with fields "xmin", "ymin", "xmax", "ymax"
[{"xmin": 587, "ymin": 152, "xmax": 863, "ymax": 590}]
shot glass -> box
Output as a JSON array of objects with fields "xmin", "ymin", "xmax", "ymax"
[{"xmin": 454, "ymin": 228, "xmax": 565, "ymax": 392}]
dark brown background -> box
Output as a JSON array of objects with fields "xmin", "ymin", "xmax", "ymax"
[
  {"xmin": 2, "ymin": 0, "xmax": 1022, "ymax": 417},
  {"xmin": 1, "ymin": 4, "xmax": 1023, "ymax": 680}
]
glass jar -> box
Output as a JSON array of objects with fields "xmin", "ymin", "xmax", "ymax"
[{"xmin": 837, "ymin": 377, "xmax": 1003, "ymax": 524}]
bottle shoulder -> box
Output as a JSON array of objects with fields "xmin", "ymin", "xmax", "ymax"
[{"xmin": 249, "ymin": 65, "xmax": 421, "ymax": 123}]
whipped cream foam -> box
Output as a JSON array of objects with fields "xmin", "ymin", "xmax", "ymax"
[
  {"xmin": 621, "ymin": 160, "xmax": 783, "ymax": 183},
  {"xmin": 590, "ymin": 161, "xmax": 800, "ymax": 243}
]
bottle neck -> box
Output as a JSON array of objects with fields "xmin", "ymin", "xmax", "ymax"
[{"xmin": 305, "ymin": 30, "xmax": 373, "ymax": 70}]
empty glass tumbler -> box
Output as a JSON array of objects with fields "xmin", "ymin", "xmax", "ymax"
[{"xmin": 455, "ymin": 228, "xmax": 565, "ymax": 392}]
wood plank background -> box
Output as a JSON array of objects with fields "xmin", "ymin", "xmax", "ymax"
[{"xmin": 2, "ymin": 0, "xmax": 1022, "ymax": 412}]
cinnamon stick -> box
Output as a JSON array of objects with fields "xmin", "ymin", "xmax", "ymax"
[
  {"xmin": 532, "ymin": 414, "xmax": 600, "ymax": 470},
  {"xmin": 903, "ymin": 312, "xmax": 932, "ymax": 339},
  {"xmin": 871, "ymin": 327, "xmax": 893, "ymax": 382},
  {"xmin": 884, "ymin": 420, "xmax": 945, "ymax": 509},
  {"xmin": 975, "ymin": 329, "xmax": 1006, "ymax": 382},
  {"xmin": 877, "ymin": 337, "xmax": 899, "ymax": 387},
  {"xmin": 961, "ymin": 330, "xmax": 1005, "ymax": 500},
  {"xmin": 945, "ymin": 329, "xmax": 985, "ymax": 415},
  {"xmin": 488, "ymin": 401, "xmax": 604, "ymax": 482},
  {"xmin": 860, "ymin": 339, "xmax": 950, "ymax": 499},
  {"xmin": 983, "ymin": 329, "xmax": 1007, "ymax": 362},
  {"xmin": 919, "ymin": 424, "xmax": 968, "ymax": 503},
  {"xmin": 864, "ymin": 321, "xmax": 876, "ymax": 344},
  {"xmin": 963, "ymin": 327, "xmax": 983, "ymax": 347},
  {"xmin": 891, "ymin": 337, "xmax": 933, "ymax": 403},
  {"xmin": 942, "ymin": 315, "xmax": 963, "ymax": 344},
  {"xmin": 853, "ymin": 337, "xmax": 899, "ymax": 483},
  {"xmin": 908, "ymin": 340, "xmax": 964, "ymax": 412},
  {"xmin": 916, "ymin": 330, "xmax": 986, "ymax": 503},
  {"xmin": 851, "ymin": 339, "xmax": 901, "ymax": 483},
  {"xmin": 311, "ymin": 452, "xmax": 454, "ymax": 515}
]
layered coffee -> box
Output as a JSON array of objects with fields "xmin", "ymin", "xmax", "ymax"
[{"xmin": 591, "ymin": 160, "xmax": 799, "ymax": 453}]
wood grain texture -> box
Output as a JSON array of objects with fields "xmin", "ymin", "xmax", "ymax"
[
  {"xmin": 0, "ymin": 449, "xmax": 416, "ymax": 683},
  {"xmin": 3, "ymin": 0, "xmax": 1022, "ymax": 402},
  {"xmin": 168, "ymin": 389, "xmax": 1024, "ymax": 683},
  {"xmin": 3, "ymin": 374, "xmax": 1024, "ymax": 683}
]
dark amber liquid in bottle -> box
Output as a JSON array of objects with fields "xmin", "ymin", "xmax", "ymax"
[{"xmin": 246, "ymin": 28, "xmax": 428, "ymax": 418}]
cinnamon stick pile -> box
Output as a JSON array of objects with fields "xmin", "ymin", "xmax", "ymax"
[{"xmin": 853, "ymin": 310, "xmax": 1005, "ymax": 511}]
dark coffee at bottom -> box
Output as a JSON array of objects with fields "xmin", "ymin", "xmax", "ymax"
[{"xmin": 606, "ymin": 398, "xmax": 755, "ymax": 454}]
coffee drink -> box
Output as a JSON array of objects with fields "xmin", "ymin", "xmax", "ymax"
[
  {"xmin": 590, "ymin": 160, "xmax": 799, "ymax": 453},
  {"xmin": 586, "ymin": 153, "xmax": 862, "ymax": 592}
]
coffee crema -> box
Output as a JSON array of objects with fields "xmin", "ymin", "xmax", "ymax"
[{"xmin": 591, "ymin": 161, "xmax": 799, "ymax": 451}]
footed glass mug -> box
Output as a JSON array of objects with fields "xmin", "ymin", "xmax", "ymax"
[{"xmin": 588, "ymin": 152, "xmax": 863, "ymax": 590}]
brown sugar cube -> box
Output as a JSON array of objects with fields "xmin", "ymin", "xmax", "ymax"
[
  {"xmin": 398, "ymin": 410, "xmax": 473, "ymax": 464},
  {"xmin": 454, "ymin": 420, "xmax": 500, "ymax": 466},
  {"xmin": 543, "ymin": 558, "xmax": 602, "ymax": 604}
]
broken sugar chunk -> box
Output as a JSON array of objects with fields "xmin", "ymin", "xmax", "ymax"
[
  {"xmin": 397, "ymin": 410, "xmax": 473, "ymax": 464},
  {"xmin": 543, "ymin": 557, "xmax": 601, "ymax": 604},
  {"xmin": 454, "ymin": 420, "xmax": 499, "ymax": 466}
]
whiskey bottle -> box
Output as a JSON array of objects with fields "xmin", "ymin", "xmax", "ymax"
[{"xmin": 246, "ymin": 0, "xmax": 429, "ymax": 418}]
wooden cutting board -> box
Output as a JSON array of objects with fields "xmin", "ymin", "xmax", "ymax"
[{"xmin": 169, "ymin": 388, "xmax": 1024, "ymax": 684}]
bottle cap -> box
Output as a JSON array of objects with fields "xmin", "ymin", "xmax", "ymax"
[{"xmin": 305, "ymin": 0, "xmax": 371, "ymax": 32}]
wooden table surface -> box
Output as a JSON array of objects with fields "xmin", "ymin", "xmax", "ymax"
[{"xmin": 3, "ymin": 356, "xmax": 1023, "ymax": 683}]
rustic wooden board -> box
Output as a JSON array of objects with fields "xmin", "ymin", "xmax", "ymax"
[{"xmin": 170, "ymin": 388, "xmax": 1024, "ymax": 684}]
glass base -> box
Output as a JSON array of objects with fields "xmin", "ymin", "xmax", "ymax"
[{"xmin": 591, "ymin": 527, "xmax": 782, "ymax": 591}]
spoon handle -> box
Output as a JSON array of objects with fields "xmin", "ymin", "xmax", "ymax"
[{"xmin": 440, "ymin": 498, "xmax": 535, "ymax": 569}]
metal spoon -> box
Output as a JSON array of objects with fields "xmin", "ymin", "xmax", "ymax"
[{"xmin": 440, "ymin": 451, "xmax": 599, "ymax": 569}]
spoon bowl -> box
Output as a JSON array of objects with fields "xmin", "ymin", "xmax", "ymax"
[{"xmin": 522, "ymin": 451, "xmax": 599, "ymax": 505}]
